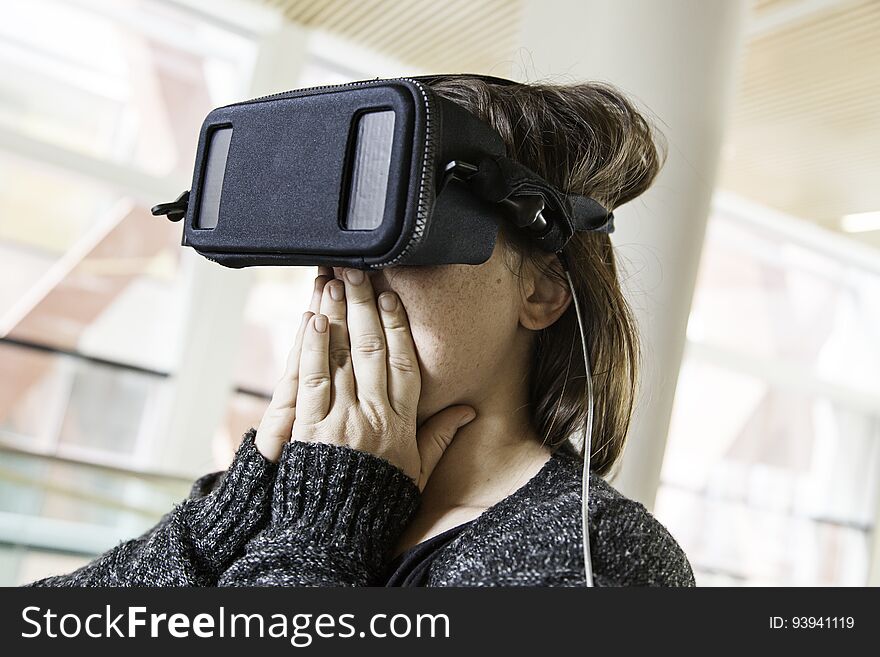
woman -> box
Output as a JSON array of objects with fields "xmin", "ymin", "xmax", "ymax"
[{"xmin": 26, "ymin": 76, "xmax": 695, "ymax": 587}]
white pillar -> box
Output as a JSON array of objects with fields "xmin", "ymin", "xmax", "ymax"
[
  {"xmin": 154, "ymin": 22, "xmax": 309, "ymax": 475},
  {"xmin": 514, "ymin": 0, "xmax": 748, "ymax": 508}
]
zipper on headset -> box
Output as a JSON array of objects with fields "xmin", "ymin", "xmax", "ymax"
[
  {"xmin": 368, "ymin": 77, "xmax": 435, "ymax": 269},
  {"xmin": 224, "ymin": 76, "xmax": 387, "ymax": 108}
]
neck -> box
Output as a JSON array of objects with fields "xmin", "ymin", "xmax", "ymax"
[
  {"xmin": 418, "ymin": 381, "xmax": 554, "ymax": 513},
  {"xmin": 415, "ymin": 324, "xmax": 557, "ymax": 517}
]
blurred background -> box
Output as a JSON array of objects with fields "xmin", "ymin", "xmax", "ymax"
[{"xmin": 0, "ymin": 0, "xmax": 878, "ymax": 586}]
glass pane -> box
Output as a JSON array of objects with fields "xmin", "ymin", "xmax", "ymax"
[
  {"xmin": 57, "ymin": 362, "xmax": 165, "ymax": 456},
  {"xmin": 0, "ymin": 0, "xmax": 257, "ymax": 178},
  {"xmin": 0, "ymin": 344, "xmax": 69, "ymax": 447},
  {"xmin": 0, "ymin": 344, "xmax": 169, "ymax": 463},
  {"xmin": 656, "ymin": 485, "xmax": 871, "ymax": 586},
  {"xmin": 663, "ymin": 358, "xmax": 880, "ymax": 528},
  {"xmin": 0, "ymin": 448, "xmax": 193, "ymax": 585},
  {"xmin": 0, "ymin": 546, "xmax": 91, "ymax": 587},
  {"xmin": 662, "ymin": 203, "xmax": 880, "ymax": 586},
  {"xmin": 0, "ymin": 155, "xmax": 187, "ymax": 372},
  {"xmin": 234, "ymin": 267, "xmax": 318, "ymax": 395},
  {"xmin": 0, "ymin": 0, "xmax": 266, "ymax": 582},
  {"xmin": 687, "ymin": 211, "xmax": 880, "ymax": 398},
  {"xmin": 0, "ymin": 153, "xmax": 120, "ymax": 314}
]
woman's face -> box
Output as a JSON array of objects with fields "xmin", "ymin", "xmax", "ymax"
[{"xmin": 333, "ymin": 237, "xmax": 529, "ymax": 426}]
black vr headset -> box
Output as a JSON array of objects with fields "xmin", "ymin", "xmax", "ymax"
[{"xmin": 152, "ymin": 73, "xmax": 614, "ymax": 269}]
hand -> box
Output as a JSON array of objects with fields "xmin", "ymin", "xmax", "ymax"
[{"xmin": 256, "ymin": 266, "xmax": 476, "ymax": 491}]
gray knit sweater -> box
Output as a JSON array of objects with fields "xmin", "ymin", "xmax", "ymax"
[{"xmin": 25, "ymin": 428, "xmax": 695, "ymax": 587}]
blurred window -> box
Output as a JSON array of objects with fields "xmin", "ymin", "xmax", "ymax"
[
  {"xmin": 0, "ymin": 0, "xmax": 258, "ymax": 584},
  {"xmin": 656, "ymin": 197, "xmax": 880, "ymax": 586}
]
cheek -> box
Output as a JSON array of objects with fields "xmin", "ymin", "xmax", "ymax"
[{"xmin": 398, "ymin": 272, "xmax": 519, "ymax": 394}]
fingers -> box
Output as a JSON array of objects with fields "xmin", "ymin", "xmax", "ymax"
[
  {"xmin": 256, "ymin": 310, "xmax": 313, "ymax": 460},
  {"xmin": 340, "ymin": 268, "xmax": 388, "ymax": 406},
  {"xmin": 319, "ymin": 278, "xmax": 356, "ymax": 404},
  {"xmin": 296, "ymin": 313, "xmax": 331, "ymax": 426},
  {"xmin": 309, "ymin": 267, "xmax": 334, "ymax": 314},
  {"xmin": 377, "ymin": 290, "xmax": 421, "ymax": 417}
]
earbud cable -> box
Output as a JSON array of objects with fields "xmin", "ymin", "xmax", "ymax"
[{"xmin": 558, "ymin": 250, "xmax": 595, "ymax": 587}]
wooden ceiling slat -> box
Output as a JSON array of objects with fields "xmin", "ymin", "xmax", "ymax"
[
  {"xmin": 742, "ymin": 36, "xmax": 880, "ymax": 96},
  {"xmin": 389, "ymin": 0, "xmax": 483, "ymax": 65},
  {"xmin": 747, "ymin": 0, "xmax": 875, "ymax": 48},
  {"xmin": 731, "ymin": 145, "xmax": 880, "ymax": 173},
  {"xmin": 395, "ymin": 2, "xmax": 513, "ymax": 71},
  {"xmin": 332, "ymin": 0, "xmax": 387, "ymax": 34},
  {"xmin": 735, "ymin": 64, "xmax": 880, "ymax": 121},
  {"xmin": 342, "ymin": 0, "xmax": 409, "ymax": 42},
  {"xmin": 430, "ymin": 8, "xmax": 522, "ymax": 73},
  {"xmin": 309, "ymin": 0, "xmax": 357, "ymax": 26},
  {"xmin": 742, "ymin": 30, "xmax": 880, "ymax": 94},
  {"xmin": 287, "ymin": 0, "xmax": 334, "ymax": 24},
  {"xmin": 351, "ymin": 0, "xmax": 436, "ymax": 52},
  {"xmin": 259, "ymin": 0, "xmax": 520, "ymax": 76},
  {"xmin": 741, "ymin": 10, "xmax": 879, "ymax": 92},
  {"xmin": 752, "ymin": 0, "xmax": 804, "ymax": 14}
]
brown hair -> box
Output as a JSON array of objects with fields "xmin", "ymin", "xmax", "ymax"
[{"xmin": 427, "ymin": 76, "xmax": 666, "ymax": 476}]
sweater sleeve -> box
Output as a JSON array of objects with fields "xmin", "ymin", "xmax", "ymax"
[
  {"xmin": 23, "ymin": 428, "xmax": 276, "ymax": 587},
  {"xmin": 218, "ymin": 439, "xmax": 421, "ymax": 587}
]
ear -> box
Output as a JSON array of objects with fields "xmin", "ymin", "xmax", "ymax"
[{"xmin": 518, "ymin": 252, "xmax": 572, "ymax": 331}]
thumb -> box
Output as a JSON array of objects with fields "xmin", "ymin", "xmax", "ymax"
[{"xmin": 414, "ymin": 406, "xmax": 477, "ymax": 492}]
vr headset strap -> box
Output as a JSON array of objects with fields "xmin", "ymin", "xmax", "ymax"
[
  {"xmin": 464, "ymin": 154, "xmax": 615, "ymax": 235},
  {"xmin": 412, "ymin": 74, "xmax": 614, "ymax": 237}
]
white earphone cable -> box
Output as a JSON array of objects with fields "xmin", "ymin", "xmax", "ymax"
[{"xmin": 560, "ymin": 258, "xmax": 595, "ymax": 587}]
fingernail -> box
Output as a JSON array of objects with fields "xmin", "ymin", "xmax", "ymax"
[
  {"xmin": 329, "ymin": 281, "xmax": 344, "ymax": 301},
  {"xmin": 459, "ymin": 411, "xmax": 476, "ymax": 426},
  {"xmin": 379, "ymin": 292, "xmax": 397, "ymax": 311},
  {"xmin": 314, "ymin": 315, "xmax": 328, "ymax": 333},
  {"xmin": 345, "ymin": 268, "xmax": 364, "ymax": 285}
]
